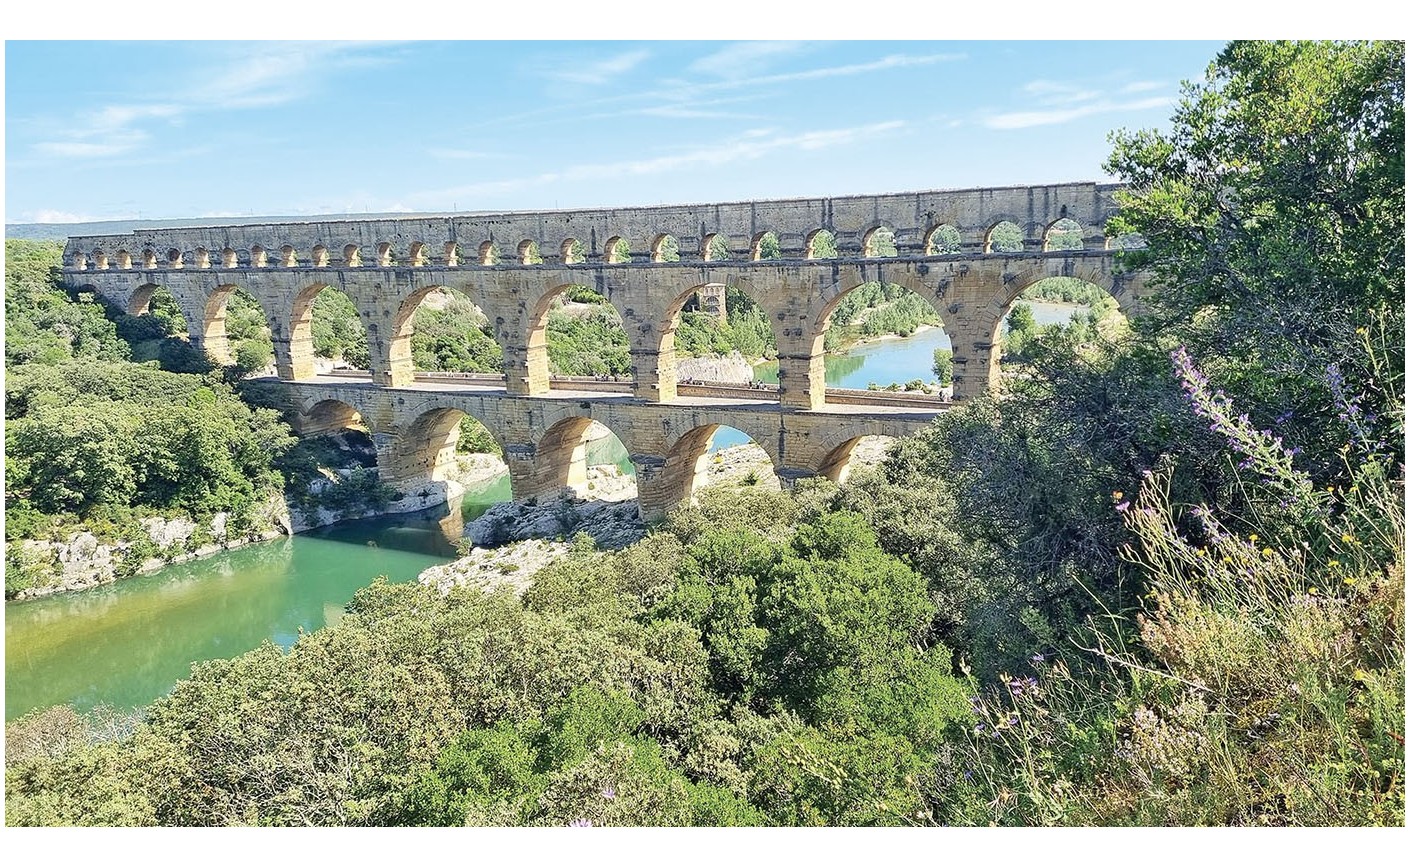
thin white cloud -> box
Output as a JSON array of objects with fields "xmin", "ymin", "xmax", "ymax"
[
  {"xmin": 984, "ymin": 95, "xmax": 1174, "ymax": 130},
  {"xmin": 427, "ymin": 148, "xmax": 503, "ymax": 160},
  {"xmin": 689, "ymin": 41, "xmax": 809, "ymax": 79},
  {"xmin": 191, "ymin": 41, "xmax": 396, "ymax": 108},
  {"xmin": 542, "ymin": 49, "xmax": 651, "ymax": 85},
  {"xmin": 463, "ymin": 51, "xmax": 963, "ymax": 134},
  {"xmin": 1021, "ymin": 79, "xmax": 1102, "ymax": 105},
  {"xmin": 412, "ymin": 120, "xmax": 905, "ymax": 204},
  {"xmin": 23, "ymin": 42, "xmax": 400, "ymax": 164},
  {"xmin": 635, "ymin": 106, "xmax": 763, "ymax": 120},
  {"xmin": 35, "ymin": 133, "xmax": 148, "ymax": 158},
  {"xmin": 21, "ymin": 209, "xmax": 116, "ymax": 224},
  {"xmin": 1121, "ymin": 80, "xmax": 1165, "ymax": 93},
  {"xmin": 708, "ymin": 52, "xmax": 965, "ymax": 92}
]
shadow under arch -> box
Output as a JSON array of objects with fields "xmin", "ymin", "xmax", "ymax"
[
  {"xmin": 296, "ymin": 397, "xmax": 368, "ymax": 437},
  {"xmin": 520, "ymin": 414, "xmax": 634, "ymax": 503},
  {"xmin": 650, "ymin": 422, "xmax": 783, "ymax": 518},
  {"xmin": 814, "ymin": 434, "xmax": 897, "ymax": 485},
  {"xmin": 382, "ymin": 405, "xmax": 507, "ymax": 491}
]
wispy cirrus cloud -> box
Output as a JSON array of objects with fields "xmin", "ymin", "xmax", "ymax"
[
  {"xmin": 697, "ymin": 52, "xmax": 965, "ymax": 92},
  {"xmin": 538, "ymin": 49, "xmax": 651, "ymax": 85},
  {"xmin": 25, "ymin": 42, "xmax": 399, "ymax": 164},
  {"xmin": 689, "ymin": 41, "xmax": 810, "ymax": 79},
  {"xmin": 412, "ymin": 120, "xmax": 906, "ymax": 204},
  {"xmin": 464, "ymin": 51, "xmax": 963, "ymax": 135},
  {"xmin": 982, "ymin": 76, "xmax": 1175, "ymax": 130},
  {"xmin": 984, "ymin": 96, "xmax": 1173, "ymax": 129}
]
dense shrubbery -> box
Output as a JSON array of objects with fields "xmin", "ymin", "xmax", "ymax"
[
  {"xmin": 824, "ymin": 282, "xmax": 941, "ymax": 352},
  {"xmin": 545, "ymin": 302, "xmax": 633, "ymax": 377},
  {"xmin": 5, "ymin": 362, "xmax": 295, "ymax": 534},
  {"xmin": 5, "ymin": 240, "xmax": 129, "ymax": 367},
  {"xmin": 674, "ymin": 287, "xmax": 777, "ymax": 362},
  {"xmin": 5, "ymin": 489, "xmax": 973, "ymax": 826},
  {"xmin": 410, "ymin": 292, "xmax": 503, "ymax": 374}
]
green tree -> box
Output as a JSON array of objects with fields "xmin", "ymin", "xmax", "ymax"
[
  {"xmin": 987, "ymin": 221, "xmax": 1023, "ymax": 253},
  {"xmin": 1105, "ymin": 39, "xmax": 1404, "ymax": 474},
  {"xmin": 932, "ymin": 349, "xmax": 953, "ymax": 386}
]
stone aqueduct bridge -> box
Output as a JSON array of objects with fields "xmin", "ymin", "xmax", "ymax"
[{"xmin": 61, "ymin": 182, "xmax": 1148, "ymax": 519}]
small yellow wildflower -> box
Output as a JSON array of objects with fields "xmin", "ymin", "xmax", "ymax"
[
  {"xmin": 1342, "ymin": 533, "xmax": 1355, "ymax": 543},
  {"xmin": 1309, "ymin": 587, "xmax": 1320, "ymax": 595},
  {"xmin": 1353, "ymin": 669, "xmax": 1369, "ymax": 681},
  {"xmin": 1112, "ymin": 490, "xmax": 1124, "ymax": 501},
  {"xmin": 1249, "ymin": 533, "xmax": 1259, "ymax": 542},
  {"xmin": 1328, "ymin": 559, "xmax": 1341, "ymax": 567},
  {"xmin": 1356, "ymin": 327, "xmax": 1368, "ymax": 336},
  {"xmin": 1261, "ymin": 547, "xmax": 1273, "ymax": 557},
  {"xmin": 1343, "ymin": 577, "xmax": 1356, "ymax": 586}
]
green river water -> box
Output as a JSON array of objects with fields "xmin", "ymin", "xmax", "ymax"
[{"xmin": 4, "ymin": 303, "xmax": 1086, "ymax": 722}]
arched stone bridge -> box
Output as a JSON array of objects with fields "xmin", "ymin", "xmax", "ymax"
[
  {"xmin": 282, "ymin": 375, "xmax": 938, "ymax": 521},
  {"xmin": 60, "ymin": 181, "xmax": 1149, "ymax": 519}
]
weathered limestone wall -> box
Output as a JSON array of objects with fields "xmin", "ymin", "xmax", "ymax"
[
  {"xmin": 280, "ymin": 380, "xmax": 937, "ymax": 521},
  {"xmin": 63, "ymin": 182, "xmax": 1124, "ymax": 269},
  {"xmin": 60, "ymin": 182, "xmax": 1148, "ymax": 403}
]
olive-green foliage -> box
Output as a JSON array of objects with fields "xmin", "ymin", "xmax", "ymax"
[
  {"xmin": 545, "ymin": 302, "xmax": 631, "ymax": 377},
  {"xmin": 1104, "ymin": 39, "xmax": 1404, "ymax": 480},
  {"xmin": 5, "ymin": 361, "xmax": 296, "ymax": 540},
  {"xmin": 1001, "ymin": 302, "xmax": 1039, "ymax": 361},
  {"xmin": 824, "ymin": 283, "xmax": 940, "ymax": 352},
  {"xmin": 225, "ymin": 288, "xmax": 274, "ymax": 372},
  {"xmin": 932, "ymin": 349, "xmax": 953, "ymax": 386},
  {"xmin": 988, "ymin": 221, "xmax": 1024, "ymax": 252},
  {"xmin": 673, "ymin": 287, "xmax": 777, "ymax": 362},
  {"xmin": 935, "ymin": 450, "xmax": 1404, "ymax": 826},
  {"xmin": 457, "ymin": 417, "xmax": 502, "ymax": 456},
  {"xmin": 1021, "ymin": 277, "xmax": 1107, "ymax": 305},
  {"xmin": 410, "ymin": 293, "xmax": 503, "ymax": 373},
  {"xmin": 5, "ymin": 489, "xmax": 971, "ymax": 827},
  {"xmin": 928, "ymin": 225, "xmax": 962, "ymax": 254},
  {"xmin": 233, "ymin": 339, "xmax": 272, "ymax": 374},
  {"xmin": 862, "ymin": 40, "xmax": 1405, "ymax": 825},
  {"xmin": 5, "ymin": 240, "xmax": 129, "ymax": 367},
  {"xmin": 311, "ymin": 289, "xmax": 370, "ymax": 368}
]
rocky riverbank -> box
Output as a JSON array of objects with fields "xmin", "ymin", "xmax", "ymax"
[
  {"xmin": 676, "ymin": 351, "xmax": 755, "ymax": 384},
  {"xmin": 6, "ymin": 500, "xmax": 291, "ymax": 600},
  {"xmin": 416, "ymin": 437, "xmax": 895, "ymax": 597}
]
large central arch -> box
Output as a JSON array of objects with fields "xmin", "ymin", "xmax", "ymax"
[
  {"xmin": 524, "ymin": 283, "xmax": 633, "ymax": 395},
  {"xmin": 806, "ymin": 274, "xmax": 954, "ymax": 408},
  {"xmin": 652, "ymin": 281, "xmax": 779, "ymax": 403}
]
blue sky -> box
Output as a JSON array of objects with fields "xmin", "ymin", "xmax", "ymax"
[{"xmin": 5, "ymin": 40, "xmax": 1227, "ymax": 223}]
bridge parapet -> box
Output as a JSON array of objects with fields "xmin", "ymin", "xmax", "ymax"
[{"xmin": 61, "ymin": 182, "xmax": 1126, "ymax": 270}]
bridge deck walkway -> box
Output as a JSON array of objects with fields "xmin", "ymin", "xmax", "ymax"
[{"xmin": 290, "ymin": 374, "xmax": 946, "ymax": 420}]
